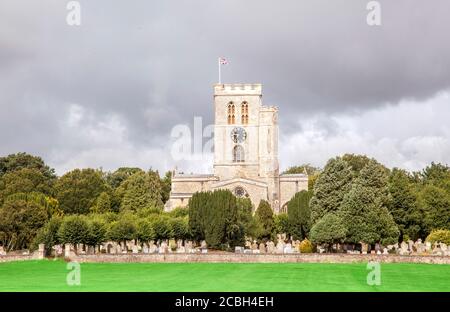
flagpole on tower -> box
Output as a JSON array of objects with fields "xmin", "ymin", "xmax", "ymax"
[
  {"xmin": 218, "ymin": 57, "xmax": 228, "ymax": 85},
  {"xmin": 218, "ymin": 57, "xmax": 221, "ymax": 84}
]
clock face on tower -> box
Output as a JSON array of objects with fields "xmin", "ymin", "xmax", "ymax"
[{"xmin": 231, "ymin": 127, "xmax": 247, "ymax": 143}]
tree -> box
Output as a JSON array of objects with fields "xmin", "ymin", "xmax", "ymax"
[
  {"xmin": 33, "ymin": 216, "xmax": 63, "ymax": 254},
  {"xmin": 287, "ymin": 191, "xmax": 312, "ymax": 240},
  {"xmin": 388, "ymin": 168, "xmax": 422, "ymax": 241},
  {"xmin": 310, "ymin": 157, "xmax": 353, "ymax": 223},
  {"xmin": 417, "ymin": 185, "xmax": 450, "ymax": 233},
  {"xmin": 118, "ymin": 171, "xmax": 163, "ymax": 212},
  {"xmin": 236, "ymin": 197, "xmax": 256, "ymax": 239},
  {"xmin": 0, "ymin": 196, "xmax": 49, "ymax": 250},
  {"xmin": 0, "ymin": 152, "xmax": 56, "ymax": 180},
  {"xmin": 188, "ymin": 190, "xmax": 241, "ymax": 249},
  {"xmin": 55, "ymin": 169, "xmax": 108, "ymax": 214},
  {"xmin": 274, "ymin": 213, "xmax": 289, "ymax": 236},
  {"xmin": 0, "ymin": 168, "xmax": 54, "ymax": 205},
  {"xmin": 310, "ymin": 213, "xmax": 346, "ymax": 251},
  {"xmin": 169, "ymin": 217, "xmax": 189, "ymax": 240},
  {"xmin": 86, "ymin": 218, "xmax": 107, "ymax": 250},
  {"xmin": 340, "ymin": 160, "xmax": 399, "ymax": 245},
  {"xmin": 91, "ymin": 192, "xmax": 112, "ymax": 213},
  {"xmin": 152, "ymin": 215, "xmax": 172, "ymax": 241},
  {"xmin": 255, "ymin": 200, "xmax": 274, "ymax": 240},
  {"xmin": 57, "ymin": 215, "xmax": 90, "ymax": 250},
  {"xmin": 105, "ymin": 167, "xmax": 143, "ymax": 189},
  {"xmin": 342, "ymin": 153, "xmax": 371, "ymax": 177},
  {"xmin": 283, "ymin": 164, "xmax": 319, "ymax": 175},
  {"xmin": 161, "ymin": 171, "xmax": 172, "ymax": 204},
  {"xmin": 136, "ymin": 218, "xmax": 156, "ymax": 245},
  {"xmin": 107, "ymin": 215, "xmax": 137, "ymax": 247}
]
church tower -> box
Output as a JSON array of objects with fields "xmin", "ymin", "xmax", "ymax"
[
  {"xmin": 213, "ymin": 84, "xmax": 280, "ymax": 210},
  {"xmin": 165, "ymin": 83, "xmax": 307, "ymax": 213}
]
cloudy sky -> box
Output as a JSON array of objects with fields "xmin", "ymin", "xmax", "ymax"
[{"xmin": 1, "ymin": 0, "xmax": 449, "ymax": 175}]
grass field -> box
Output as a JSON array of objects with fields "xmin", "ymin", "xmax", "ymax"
[{"xmin": 0, "ymin": 260, "xmax": 449, "ymax": 292}]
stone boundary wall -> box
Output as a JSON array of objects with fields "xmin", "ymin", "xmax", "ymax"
[
  {"xmin": 0, "ymin": 254, "xmax": 39, "ymax": 263},
  {"xmin": 68, "ymin": 253, "xmax": 450, "ymax": 265}
]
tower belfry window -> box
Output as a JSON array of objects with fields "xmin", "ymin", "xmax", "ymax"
[
  {"xmin": 241, "ymin": 102, "xmax": 249, "ymax": 124},
  {"xmin": 227, "ymin": 102, "xmax": 235, "ymax": 124}
]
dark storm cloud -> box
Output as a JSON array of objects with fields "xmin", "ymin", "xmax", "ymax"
[{"xmin": 1, "ymin": 0, "xmax": 450, "ymax": 173}]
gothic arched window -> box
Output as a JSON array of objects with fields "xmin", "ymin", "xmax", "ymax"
[
  {"xmin": 227, "ymin": 102, "xmax": 235, "ymax": 124},
  {"xmin": 241, "ymin": 102, "xmax": 249, "ymax": 124},
  {"xmin": 233, "ymin": 145, "xmax": 245, "ymax": 163}
]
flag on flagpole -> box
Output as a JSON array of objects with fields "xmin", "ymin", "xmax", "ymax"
[
  {"xmin": 218, "ymin": 57, "xmax": 228, "ymax": 84},
  {"xmin": 219, "ymin": 57, "xmax": 228, "ymax": 65}
]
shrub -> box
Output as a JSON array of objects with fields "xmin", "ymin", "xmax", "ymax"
[
  {"xmin": 426, "ymin": 229, "xmax": 450, "ymax": 245},
  {"xmin": 299, "ymin": 238, "xmax": 313, "ymax": 253},
  {"xmin": 58, "ymin": 215, "xmax": 90, "ymax": 247}
]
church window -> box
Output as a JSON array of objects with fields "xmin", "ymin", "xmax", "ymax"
[
  {"xmin": 234, "ymin": 186, "xmax": 248, "ymax": 198},
  {"xmin": 233, "ymin": 145, "xmax": 245, "ymax": 162},
  {"xmin": 241, "ymin": 102, "xmax": 249, "ymax": 124},
  {"xmin": 227, "ymin": 102, "xmax": 235, "ymax": 124}
]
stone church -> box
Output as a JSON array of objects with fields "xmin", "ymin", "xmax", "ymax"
[{"xmin": 165, "ymin": 83, "xmax": 307, "ymax": 213}]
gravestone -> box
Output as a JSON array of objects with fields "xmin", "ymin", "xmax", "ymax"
[
  {"xmin": 244, "ymin": 249, "xmax": 252, "ymax": 254},
  {"xmin": 425, "ymin": 241, "xmax": 432, "ymax": 252},
  {"xmin": 360, "ymin": 243, "xmax": 368, "ymax": 254},
  {"xmin": 0, "ymin": 246, "xmax": 6, "ymax": 256},
  {"xmin": 266, "ymin": 241, "xmax": 275, "ymax": 254},
  {"xmin": 177, "ymin": 246, "xmax": 186, "ymax": 253},
  {"xmin": 276, "ymin": 241, "xmax": 284, "ymax": 254},
  {"xmin": 87, "ymin": 246, "xmax": 95, "ymax": 255},
  {"xmin": 383, "ymin": 248, "xmax": 388, "ymax": 255},
  {"xmin": 399, "ymin": 241, "xmax": 409, "ymax": 255},
  {"xmin": 235, "ymin": 246, "xmax": 244, "ymax": 253},
  {"xmin": 143, "ymin": 245, "xmax": 149, "ymax": 254},
  {"xmin": 251, "ymin": 241, "xmax": 258, "ymax": 251},
  {"xmin": 284, "ymin": 243, "xmax": 293, "ymax": 254},
  {"xmin": 408, "ymin": 240, "xmax": 414, "ymax": 252},
  {"xmin": 160, "ymin": 242, "xmax": 168, "ymax": 254},
  {"xmin": 201, "ymin": 248, "xmax": 208, "ymax": 254},
  {"xmin": 200, "ymin": 240, "xmax": 207, "ymax": 249},
  {"xmin": 132, "ymin": 245, "xmax": 139, "ymax": 254},
  {"xmin": 259, "ymin": 243, "xmax": 266, "ymax": 253},
  {"xmin": 252, "ymin": 249, "xmax": 260, "ymax": 254},
  {"xmin": 149, "ymin": 241, "xmax": 157, "ymax": 253},
  {"xmin": 185, "ymin": 241, "xmax": 194, "ymax": 253}
]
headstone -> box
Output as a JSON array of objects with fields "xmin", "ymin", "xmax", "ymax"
[
  {"xmin": 132, "ymin": 245, "xmax": 139, "ymax": 254},
  {"xmin": 235, "ymin": 246, "xmax": 244, "ymax": 253},
  {"xmin": 201, "ymin": 248, "xmax": 208, "ymax": 254},
  {"xmin": 87, "ymin": 246, "xmax": 95, "ymax": 255},
  {"xmin": 200, "ymin": 240, "xmax": 207, "ymax": 249},
  {"xmin": 177, "ymin": 246, "xmax": 186, "ymax": 253},
  {"xmin": 408, "ymin": 240, "xmax": 414, "ymax": 252},
  {"xmin": 143, "ymin": 245, "xmax": 149, "ymax": 254},
  {"xmin": 360, "ymin": 243, "xmax": 368, "ymax": 254},
  {"xmin": 244, "ymin": 249, "xmax": 252, "ymax": 254},
  {"xmin": 252, "ymin": 249, "xmax": 260, "ymax": 254},
  {"xmin": 383, "ymin": 248, "xmax": 388, "ymax": 255},
  {"xmin": 259, "ymin": 243, "xmax": 266, "ymax": 253},
  {"xmin": 245, "ymin": 241, "xmax": 252, "ymax": 249},
  {"xmin": 185, "ymin": 241, "xmax": 194, "ymax": 253},
  {"xmin": 440, "ymin": 243, "xmax": 447, "ymax": 252},
  {"xmin": 376, "ymin": 250, "xmax": 382, "ymax": 255},
  {"xmin": 266, "ymin": 241, "xmax": 275, "ymax": 254},
  {"xmin": 64, "ymin": 244, "xmax": 72, "ymax": 258},
  {"xmin": 149, "ymin": 241, "xmax": 157, "ymax": 253},
  {"xmin": 276, "ymin": 241, "xmax": 285, "ymax": 254},
  {"xmin": 400, "ymin": 241, "xmax": 409, "ymax": 255},
  {"xmin": 38, "ymin": 244, "xmax": 45, "ymax": 259},
  {"xmin": 160, "ymin": 242, "xmax": 168, "ymax": 254},
  {"xmin": 0, "ymin": 246, "xmax": 6, "ymax": 256},
  {"xmin": 425, "ymin": 241, "xmax": 432, "ymax": 252},
  {"xmin": 251, "ymin": 241, "xmax": 258, "ymax": 250},
  {"xmin": 284, "ymin": 243, "xmax": 293, "ymax": 254}
]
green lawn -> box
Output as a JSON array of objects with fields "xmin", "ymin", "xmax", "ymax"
[{"xmin": 0, "ymin": 260, "xmax": 449, "ymax": 292}]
